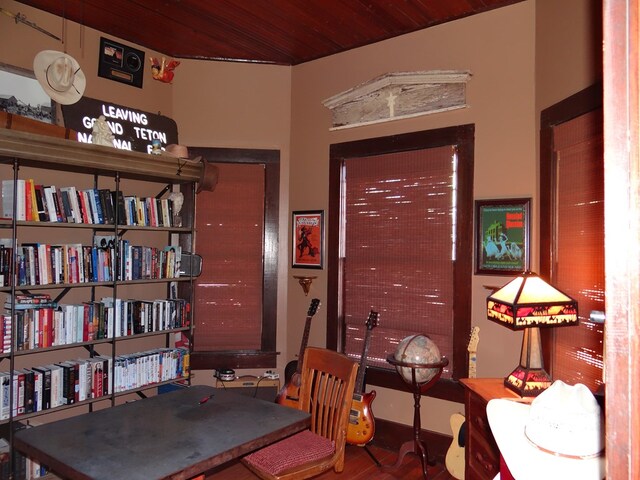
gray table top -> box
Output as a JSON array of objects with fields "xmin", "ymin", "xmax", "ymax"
[{"xmin": 14, "ymin": 385, "xmax": 310, "ymax": 480}]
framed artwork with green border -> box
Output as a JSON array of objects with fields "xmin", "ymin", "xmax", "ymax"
[{"xmin": 475, "ymin": 198, "xmax": 531, "ymax": 275}]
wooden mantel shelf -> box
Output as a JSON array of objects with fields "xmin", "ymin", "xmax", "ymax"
[{"xmin": 0, "ymin": 128, "xmax": 202, "ymax": 184}]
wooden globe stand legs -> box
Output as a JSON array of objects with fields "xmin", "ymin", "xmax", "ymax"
[
  {"xmin": 386, "ymin": 384, "xmax": 432, "ymax": 478},
  {"xmin": 382, "ymin": 356, "xmax": 448, "ymax": 480}
]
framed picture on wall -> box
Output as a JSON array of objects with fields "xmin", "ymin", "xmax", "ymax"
[
  {"xmin": 0, "ymin": 65, "xmax": 55, "ymax": 124},
  {"xmin": 475, "ymin": 198, "xmax": 531, "ymax": 275},
  {"xmin": 292, "ymin": 210, "xmax": 324, "ymax": 269}
]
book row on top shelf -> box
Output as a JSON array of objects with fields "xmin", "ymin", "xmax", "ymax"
[{"xmin": 0, "ymin": 180, "xmax": 183, "ymax": 229}]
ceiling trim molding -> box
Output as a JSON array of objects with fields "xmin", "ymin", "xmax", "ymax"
[{"xmin": 322, "ymin": 70, "xmax": 472, "ymax": 130}]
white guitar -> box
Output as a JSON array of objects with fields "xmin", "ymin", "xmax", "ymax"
[
  {"xmin": 467, "ymin": 326, "xmax": 480, "ymax": 379},
  {"xmin": 445, "ymin": 326, "xmax": 480, "ymax": 480}
]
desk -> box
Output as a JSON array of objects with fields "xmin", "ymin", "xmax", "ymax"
[
  {"xmin": 459, "ymin": 378, "xmax": 522, "ymax": 480},
  {"xmin": 13, "ymin": 385, "xmax": 310, "ymax": 480}
]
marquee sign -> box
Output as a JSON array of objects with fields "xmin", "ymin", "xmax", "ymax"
[{"xmin": 61, "ymin": 97, "xmax": 178, "ymax": 154}]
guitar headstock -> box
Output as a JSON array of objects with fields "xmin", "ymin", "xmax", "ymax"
[
  {"xmin": 308, "ymin": 298, "xmax": 321, "ymax": 317},
  {"xmin": 467, "ymin": 326, "xmax": 480, "ymax": 353},
  {"xmin": 366, "ymin": 310, "xmax": 380, "ymax": 330}
]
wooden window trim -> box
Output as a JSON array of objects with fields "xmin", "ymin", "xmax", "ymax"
[
  {"xmin": 539, "ymin": 83, "xmax": 602, "ymax": 371},
  {"xmin": 187, "ymin": 147, "xmax": 280, "ymax": 370},
  {"xmin": 327, "ymin": 125, "xmax": 475, "ymax": 403}
]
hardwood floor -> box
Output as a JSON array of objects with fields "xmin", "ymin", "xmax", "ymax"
[{"xmin": 203, "ymin": 443, "xmax": 457, "ymax": 480}]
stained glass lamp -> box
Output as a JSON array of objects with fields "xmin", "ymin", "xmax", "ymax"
[{"xmin": 487, "ymin": 271, "xmax": 578, "ymax": 396}]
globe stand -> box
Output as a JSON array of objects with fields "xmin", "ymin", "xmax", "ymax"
[{"xmin": 383, "ymin": 355, "xmax": 449, "ymax": 480}]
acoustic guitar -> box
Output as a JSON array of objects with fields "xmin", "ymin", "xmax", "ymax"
[
  {"xmin": 275, "ymin": 298, "xmax": 320, "ymax": 409},
  {"xmin": 346, "ymin": 310, "xmax": 379, "ymax": 446},
  {"xmin": 445, "ymin": 326, "xmax": 480, "ymax": 480}
]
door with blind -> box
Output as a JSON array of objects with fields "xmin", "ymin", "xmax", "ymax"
[{"xmin": 540, "ymin": 85, "xmax": 604, "ymax": 391}]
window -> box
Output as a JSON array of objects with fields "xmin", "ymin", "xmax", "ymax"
[
  {"xmin": 328, "ymin": 125, "xmax": 474, "ymax": 400},
  {"xmin": 540, "ymin": 85, "xmax": 604, "ymax": 391},
  {"xmin": 188, "ymin": 147, "xmax": 280, "ymax": 369}
]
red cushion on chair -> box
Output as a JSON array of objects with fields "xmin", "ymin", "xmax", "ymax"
[{"xmin": 244, "ymin": 429, "xmax": 335, "ymax": 475}]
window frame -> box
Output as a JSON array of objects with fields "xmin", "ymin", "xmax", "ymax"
[
  {"xmin": 539, "ymin": 83, "xmax": 603, "ymax": 379},
  {"xmin": 187, "ymin": 147, "xmax": 280, "ymax": 370},
  {"xmin": 327, "ymin": 125, "xmax": 475, "ymax": 402}
]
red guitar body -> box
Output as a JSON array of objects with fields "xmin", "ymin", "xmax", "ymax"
[{"xmin": 346, "ymin": 390, "xmax": 376, "ymax": 445}]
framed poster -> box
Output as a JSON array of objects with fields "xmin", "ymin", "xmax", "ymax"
[
  {"xmin": 292, "ymin": 210, "xmax": 324, "ymax": 269},
  {"xmin": 475, "ymin": 198, "xmax": 531, "ymax": 275}
]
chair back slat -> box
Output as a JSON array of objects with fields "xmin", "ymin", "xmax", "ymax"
[{"xmin": 300, "ymin": 348, "xmax": 358, "ymax": 448}]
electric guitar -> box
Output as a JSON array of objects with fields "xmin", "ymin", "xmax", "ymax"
[
  {"xmin": 346, "ymin": 310, "xmax": 379, "ymax": 446},
  {"xmin": 445, "ymin": 326, "xmax": 480, "ymax": 480},
  {"xmin": 275, "ymin": 298, "xmax": 320, "ymax": 409}
]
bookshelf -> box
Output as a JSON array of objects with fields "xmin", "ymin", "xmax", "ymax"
[{"xmin": 0, "ymin": 128, "xmax": 201, "ymax": 478}]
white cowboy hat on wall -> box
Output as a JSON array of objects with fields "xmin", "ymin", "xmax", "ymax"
[{"xmin": 33, "ymin": 50, "xmax": 86, "ymax": 105}]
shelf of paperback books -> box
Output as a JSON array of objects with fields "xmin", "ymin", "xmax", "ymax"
[{"xmin": 0, "ymin": 129, "xmax": 200, "ymax": 478}]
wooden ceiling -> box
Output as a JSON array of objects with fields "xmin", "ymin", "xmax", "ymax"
[{"xmin": 18, "ymin": 0, "xmax": 524, "ymax": 66}]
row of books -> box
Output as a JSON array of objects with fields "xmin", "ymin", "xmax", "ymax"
[
  {"xmin": 1, "ymin": 180, "xmax": 179, "ymax": 228},
  {"xmin": 1, "ymin": 295, "xmax": 190, "ymax": 353},
  {"xmin": 0, "ymin": 347, "xmax": 189, "ymax": 420},
  {"xmin": 0, "ymin": 240, "xmax": 182, "ymax": 287},
  {"xmin": 0, "ymin": 435, "xmax": 47, "ymax": 479}
]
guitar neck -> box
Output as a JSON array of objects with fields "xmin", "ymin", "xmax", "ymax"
[
  {"xmin": 355, "ymin": 312, "xmax": 378, "ymax": 395},
  {"xmin": 468, "ymin": 350, "xmax": 477, "ymax": 379},
  {"xmin": 295, "ymin": 315, "xmax": 313, "ymax": 375},
  {"xmin": 354, "ymin": 338, "xmax": 371, "ymax": 395}
]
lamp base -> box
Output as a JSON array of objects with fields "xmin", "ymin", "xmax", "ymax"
[{"xmin": 504, "ymin": 365, "xmax": 552, "ymax": 397}]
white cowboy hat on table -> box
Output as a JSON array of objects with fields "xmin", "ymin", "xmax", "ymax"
[
  {"xmin": 33, "ymin": 50, "xmax": 86, "ymax": 105},
  {"xmin": 487, "ymin": 380, "xmax": 605, "ymax": 480}
]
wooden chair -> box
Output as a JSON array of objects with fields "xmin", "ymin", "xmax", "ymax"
[{"xmin": 242, "ymin": 347, "xmax": 358, "ymax": 480}]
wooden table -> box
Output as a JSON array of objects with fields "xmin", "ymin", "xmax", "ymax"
[{"xmin": 13, "ymin": 385, "xmax": 310, "ymax": 480}]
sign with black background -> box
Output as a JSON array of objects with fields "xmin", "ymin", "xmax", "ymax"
[{"xmin": 62, "ymin": 97, "xmax": 178, "ymax": 154}]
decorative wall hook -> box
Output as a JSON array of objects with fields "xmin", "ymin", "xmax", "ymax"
[{"xmin": 293, "ymin": 275, "xmax": 317, "ymax": 296}]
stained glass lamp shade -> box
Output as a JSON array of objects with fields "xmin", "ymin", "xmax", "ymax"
[{"xmin": 487, "ymin": 271, "xmax": 578, "ymax": 396}]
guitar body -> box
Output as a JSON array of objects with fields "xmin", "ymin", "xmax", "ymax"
[
  {"xmin": 346, "ymin": 311, "xmax": 379, "ymax": 446},
  {"xmin": 275, "ymin": 373, "xmax": 301, "ymax": 409},
  {"xmin": 445, "ymin": 413, "xmax": 465, "ymax": 480},
  {"xmin": 276, "ymin": 299, "xmax": 320, "ymax": 409},
  {"xmin": 346, "ymin": 390, "xmax": 376, "ymax": 445},
  {"xmin": 445, "ymin": 326, "xmax": 479, "ymax": 479}
]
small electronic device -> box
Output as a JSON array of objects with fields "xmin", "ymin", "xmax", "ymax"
[
  {"xmin": 179, "ymin": 253, "xmax": 203, "ymax": 277},
  {"xmin": 216, "ymin": 368, "xmax": 236, "ymax": 381}
]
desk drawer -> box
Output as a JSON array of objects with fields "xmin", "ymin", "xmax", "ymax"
[
  {"xmin": 468, "ymin": 392, "xmax": 495, "ymax": 440},
  {"xmin": 468, "ymin": 427, "xmax": 500, "ymax": 479}
]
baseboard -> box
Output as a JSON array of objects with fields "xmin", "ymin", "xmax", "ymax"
[{"xmin": 370, "ymin": 418, "xmax": 452, "ymax": 464}]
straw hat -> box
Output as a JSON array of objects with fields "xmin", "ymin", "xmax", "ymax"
[
  {"xmin": 33, "ymin": 50, "xmax": 86, "ymax": 105},
  {"xmin": 487, "ymin": 380, "xmax": 605, "ymax": 480}
]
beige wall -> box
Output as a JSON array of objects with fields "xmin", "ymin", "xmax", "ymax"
[
  {"xmin": 289, "ymin": 1, "xmax": 538, "ymax": 431},
  {"xmin": 0, "ymin": 0, "xmax": 601, "ymax": 436}
]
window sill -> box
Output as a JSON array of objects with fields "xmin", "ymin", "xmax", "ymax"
[
  {"xmin": 191, "ymin": 350, "xmax": 278, "ymax": 370},
  {"xmin": 365, "ymin": 366, "xmax": 465, "ymax": 403}
]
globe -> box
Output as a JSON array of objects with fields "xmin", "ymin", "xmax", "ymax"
[{"xmin": 394, "ymin": 334, "xmax": 443, "ymax": 385}]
